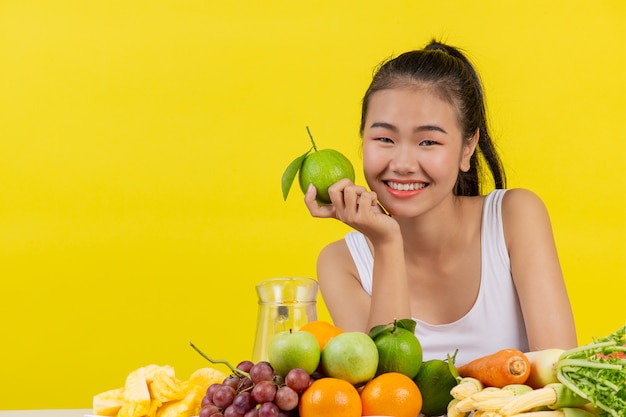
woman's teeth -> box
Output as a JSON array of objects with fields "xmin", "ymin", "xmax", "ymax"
[{"xmin": 386, "ymin": 181, "xmax": 426, "ymax": 191}]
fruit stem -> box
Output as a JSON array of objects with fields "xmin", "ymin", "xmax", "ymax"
[
  {"xmin": 306, "ymin": 126, "xmax": 317, "ymax": 152},
  {"xmin": 189, "ymin": 341, "xmax": 249, "ymax": 378},
  {"xmin": 392, "ymin": 318, "xmax": 399, "ymax": 333}
]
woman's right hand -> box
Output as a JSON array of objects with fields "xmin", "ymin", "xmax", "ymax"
[
  {"xmin": 310, "ymin": 179, "xmax": 410, "ymax": 332},
  {"xmin": 304, "ymin": 178, "xmax": 399, "ymax": 241}
]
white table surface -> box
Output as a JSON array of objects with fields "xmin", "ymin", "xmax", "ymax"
[{"xmin": 0, "ymin": 410, "xmax": 91, "ymax": 417}]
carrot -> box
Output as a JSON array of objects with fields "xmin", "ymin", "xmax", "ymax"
[{"xmin": 456, "ymin": 348, "xmax": 531, "ymax": 388}]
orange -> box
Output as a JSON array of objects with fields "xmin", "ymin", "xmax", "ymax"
[
  {"xmin": 360, "ymin": 372, "xmax": 423, "ymax": 417},
  {"xmin": 299, "ymin": 377, "xmax": 362, "ymax": 417},
  {"xmin": 299, "ymin": 320, "xmax": 344, "ymax": 350}
]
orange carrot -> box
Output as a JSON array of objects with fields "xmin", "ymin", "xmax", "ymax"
[{"xmin": 455, "ymin": 348, "xmax": 531, "ymax": 388}]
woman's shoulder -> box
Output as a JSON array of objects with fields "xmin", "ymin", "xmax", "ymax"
[
  {"xmin": 320, "ymin": 231, "xmax": 369, "ymax": 254},
  {"xmin": 319, "ymin": 232, "xmax": 371, "ymax": 271},
  {"xmin": 317, "ymin": 237, "xmax": 361, "ymax": 284},
  {"xmin": 501, "ymin": 188, "xmax": 549, "ymax": 214},
  {"xmin": 318, "ymin": 237, "xmax": 352, "ymax": 266},
  {"xmin": 500, "ymin": 188, "xmax": 553, "ymax": 246}
]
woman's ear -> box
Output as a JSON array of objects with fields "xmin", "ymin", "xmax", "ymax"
[{"xmin": 460, "ymin": 129, "xmax": 479, "ymax": 172}]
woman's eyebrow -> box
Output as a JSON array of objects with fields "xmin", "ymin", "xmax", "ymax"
[
  {"xmin": 369, "ymin": 121, "xmax": 447, "ymax": 134},
  {"xmin": 369, "ymin": 121, "xmax": 398, "ymax": 131},
  {"xmin": 416, "ymin": 124, "xmax": 447, "ymax": 134}
]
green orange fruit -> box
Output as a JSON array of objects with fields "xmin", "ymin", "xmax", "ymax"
[
  {"xmin": 370, "ymin": 319, "xmax": 423, "ymax": 379},
  {"xmin": 298, "ymin": 149, "xmax": 355, "ymax": 204},
  {"xmin": 413, "ymin": 358, "xmax": 459, "ymax": 416},
  {"xmin": 281, "ymin": 127, "xmax": 355, "ymax": 205}
]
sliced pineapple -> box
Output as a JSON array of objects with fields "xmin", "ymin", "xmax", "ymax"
[
  {"xmin": 155, "ymin": 384, "xmax": 205, "ymax": 417},
  {"xmin": 188, "ymin": 367, "xmax": 226, "ymax": 388},
  {"xmin": 92, "ymin": 387, "xmax": 124, "ymax": 417},
  {"xmin": 92, "ymin": 364, "xmax": 225, "ymax": 417},
  {"xmin": 143, "ymin": 364, "xmax": 174, "ymax": 383},
  {"xmin": 118, "ymin": 367, "xmax": 152, "ymax": 417},
  {"xmin": 149, "ymin": 366, "xmax": 185, "ymax": 403}
]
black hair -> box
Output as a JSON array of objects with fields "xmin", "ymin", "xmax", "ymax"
[{"xmin": 360, "ymin": 40, "xmax": 506, "ymax": 196}]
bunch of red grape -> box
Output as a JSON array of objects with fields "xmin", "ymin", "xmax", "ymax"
[{"xmin": 200, "ymin": 360, "xmax": 313, "ymax": 417}]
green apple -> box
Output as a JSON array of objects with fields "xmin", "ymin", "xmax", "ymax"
[
  {"xmin": 267, "ymin": 330, "xmax": 321, "ymax": 376},
  {"xmin": 321, "ymin": 331, "xmax": 379, "ymax": 385}
]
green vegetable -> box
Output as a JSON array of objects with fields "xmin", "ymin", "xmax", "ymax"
[
  {"xmin": 498, "ymin": 382, "xmax": 588, "ymax": 415},
  {"xmin": 502, "ymin": 383, "xmax": 534, "ymax": 396},
  {"xmin": 557, "ymin": 325, "xmax": 626, "ymax": 417},
  {"xmin": 549, "ymin": 383, "xmax": 590, "ymax": 409},
  {"xmin": 560, "ymin": 408, "xmax": 599, "ymax": 417}
]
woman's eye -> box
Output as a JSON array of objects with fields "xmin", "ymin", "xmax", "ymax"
[
  {"xmin": 419, "ymin": 139, "xmax": 438, "ymax": 146},
  {"xmin": 377, "ymin": 137, "xmax": 394, "ymax": 144}
]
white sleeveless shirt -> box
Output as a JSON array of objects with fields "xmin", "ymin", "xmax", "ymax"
[{"xmin": 344, "ymin": 189, "xmax": 529, "ymax": 365}]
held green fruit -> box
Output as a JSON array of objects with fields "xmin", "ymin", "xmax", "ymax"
[
  {"xmin": 413, "ymin": 359, "xmax": 458, "ymax": 416},
  {"xmin": 267, "ymin": 330, "xmax": 321, "ymax": 377},
  {"xmin": 298, "ymin": 149, "xmax": 355, "ymax": 205},
  {"xmin": 320, "ymin": 331, "xmax": 379, "ymax": 386},
  {"xmin": 281, "ymin": 126, "xmax": 355, "ymax": 205}
]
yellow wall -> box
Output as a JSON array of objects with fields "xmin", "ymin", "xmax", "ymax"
[{"xmin": 1, "ymin": 0, "xmax": 624, "ymax": 409}]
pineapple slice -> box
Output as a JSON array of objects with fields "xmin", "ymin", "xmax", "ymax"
[
  {"xmin": 188, "ymin": 367, "xmax": 226, "ymax": 388},
  {"xmin": 118, "ymin": 367, "xmax": 152, "ymax": 417},
  {"xmin": 91, "ymin": 364, "xmax": 226, "ymax": 417},
  {"xmin": 149, "ymin": 366, "xmax": 185, "ymax": 403},
  {"xmin": 92, "ymin": 387, "xmax": 124, "ymax": 416},
  {"xmin": 155, "ymin": 384, "xmax": 205, "ymax": 417}
]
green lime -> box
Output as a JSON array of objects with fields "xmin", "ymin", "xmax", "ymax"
[
  {"xmin": 372, "ymin": 325, "xmax": 423, "ymax": 379},
  {"xmin": 413, "ymin": 358, "xmax": 458, "ymax": 416},
  {"xmin": 299, "ymin": 149, "xmax": 355, "ymax": 205}
]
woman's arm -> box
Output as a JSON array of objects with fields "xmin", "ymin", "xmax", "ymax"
[
  {"xmin": 503, "ymin": 188, "xmax": 578, "ymax": 351},
  {"xmin": 307, "ymin": 179, "xmax": 412, "ymax": 332},
  {"xmin": 367, "ymin": 235, "xmax": 412, "ymax": 331},
  {"xmin": 316, "ymin": 240, "xmax": 373, "ymax": 332},
  {"xmin": 316, "ymin": 236, "xmax": 412, "ymax": 333}
]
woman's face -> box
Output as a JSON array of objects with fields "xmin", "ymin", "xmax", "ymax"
[{"xmin": 362, "ymin": 87, "xmax": 476, "ymax": 217}]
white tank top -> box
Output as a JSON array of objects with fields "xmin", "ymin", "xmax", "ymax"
[{"xmin": 344, "ymin": 189, "xmax": 529, "ymax": 365}]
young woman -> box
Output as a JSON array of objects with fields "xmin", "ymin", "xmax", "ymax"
[{"xmin": 304, "ymin": 40, "xmax": 577, "ymax": 365}]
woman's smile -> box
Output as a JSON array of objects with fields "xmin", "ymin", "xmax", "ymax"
[{"xmin": 385, "ymin": 180, "xmax": 428, "ymax": 191}]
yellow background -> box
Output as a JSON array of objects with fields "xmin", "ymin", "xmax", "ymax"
[{"xmin": 1, "ymin": 0, "xmax": 624, "ymax": 410}]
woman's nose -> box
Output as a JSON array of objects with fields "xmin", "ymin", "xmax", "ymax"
[{"xmin": 389, "ymin": 145, "xmax": 419, "ymax": 174}]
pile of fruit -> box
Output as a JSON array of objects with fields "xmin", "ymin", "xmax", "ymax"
[
  {"xmin": 93, "ymin": 323, "xmax": 625, "ymax": 417},
  {"xmin": 190, "ymin": 319, "xmax": 454, "ymax": 417}
]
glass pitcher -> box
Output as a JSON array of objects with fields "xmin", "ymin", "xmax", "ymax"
[{"xmin": 251, "ymin": 277, "xmax": 319, "ymax": 363}]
